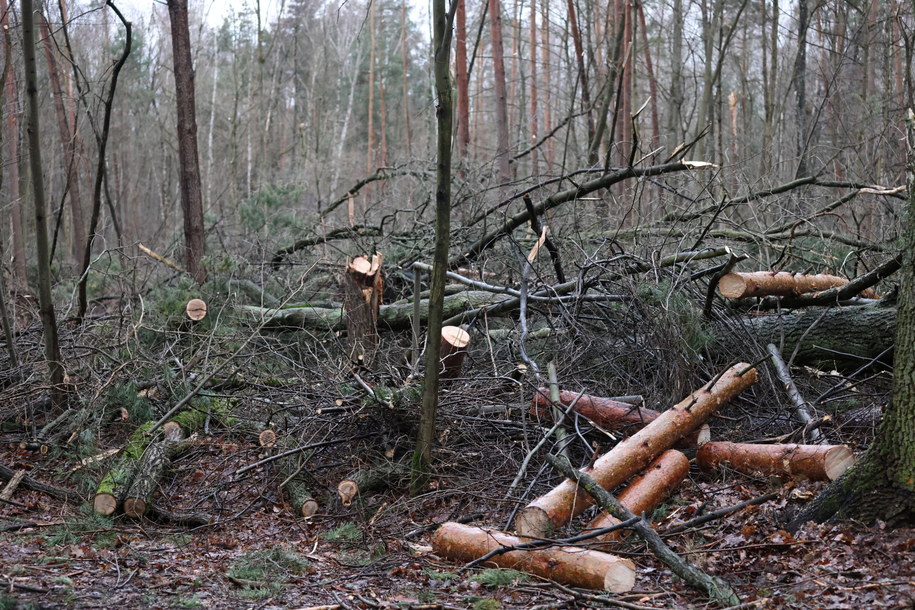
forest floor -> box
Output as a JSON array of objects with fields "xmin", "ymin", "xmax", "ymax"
[{"xmin": 1, "ymin": 390, "xmax": 913, "ymax": 609}]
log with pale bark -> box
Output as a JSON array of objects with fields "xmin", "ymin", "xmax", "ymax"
[
  {"xmin": 697, "ymin": 442, "xmax": 855, "ymax": 481},
  {"xmin": 585, "ymin": 449, "xmax": 689, "ymax": 542},
  {"xmin": 431, "ymin": 522, "xmax": 636, "ymax": 592},
  {"xmin": 343, "ymin": 254, "xmax": 383, "ymax": 366},
  {"xmin": 718, "ymin": 271, "xmax": 877, "ymax": 300},
  {"xmin": 439, "ymin": 325, "xmax": 470, "ymax": 380},
  {"xmin": 710, "ymin": 306, "xmax": 896, "ymax": 370},
  {"xmin": 515, "ymin": 363, "xmax": 758, "ymax": 538},
  {"xmin": 530, "ymin": 388, "xmax": 710, "ymax": 448}
]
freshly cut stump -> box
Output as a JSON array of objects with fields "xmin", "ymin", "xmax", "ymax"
[{"xmin": 431, "ymin": 522, "xmax": 635, "ymax": 592}]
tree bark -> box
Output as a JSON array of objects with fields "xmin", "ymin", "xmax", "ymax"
[
  {"xmin": 516, "ymin": 363, "xmax": 758, "ymax": 537},
  {"xmin": 488, "ymin": 0, "xmax": 511, "ymax": 184},
  {"xmin": 342, "ymin": 254, "xmax": 383, "ymax": 367},
  {"xmin": 22, "ymin": 0, "xmax": 65, "ymax": 405},
  {"xmin": 718, "ymin": 271, "xmax": 873, "ymax": 299},
  {"xmin": 431, "ymin": 522, "xmax": 636, "ymax": 592},
  {"xmin": 122, "ymin": 422, "xmax": 187, "ymax": 518},
  {"xmin": 698, "ymin": 442, "xmax": 855, "ymax": 481},
  {"xmin": 585, "ymin": 449, "xmax": 689, "ymax": 542},
  {"xmin": 0, "ymin": 0, "xmax": 26, "ymax": 287},
  {"xmin": 439, "ymin": 325, "xmax": 470, "ymax": 380},
  {"xmin": 167, "ymin": 0, "xmax": 207, "ymax": 284},
  {"xmin": 411, "ymin": 0, "xmax": 453, "ymax": 495}
]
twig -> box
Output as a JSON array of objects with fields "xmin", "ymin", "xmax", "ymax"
[
  {"xmin": 546, "ymin": 454, "xmax": 741, "ymax": 606},
  {"xmin": 662, "ymin": 493, "xmax": 779, "ymax": 535}
]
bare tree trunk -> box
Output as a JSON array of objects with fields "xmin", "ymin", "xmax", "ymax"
[
  {"xmin": 667, "ymin": 0, "xmax": 684, "ymax": 145},
  {"xmin": 793, "ymin": 0, "xmax": 809, "ymax": 178},
  {"xmin": 529, "ymin": 0, "xmax": 539, "ymax": 174},
  {"xmin": 411, "ymin": 0, "xmax": 454, "ymax": 495},
  {"xmin": 22, "ymin": 0, "xmax": 64, "ymax": 403},
  {"xmin": 489, "ymin": 0, "xmax": 511, "ymax": 184},
  {"xmin": 0, "ymin": 0, "xmax": 26, "ymax": 287},
  {"xmin": 455, "ymin": 0, "xmax": 469, "ymax": 161},
  {"xmin": 566, "ymin": 0, "xmax": 595, "ymax": 164},
  {"xmin": 400, "ymin": 0, "xmax": 413, "ymax": 157},
  {"xmin": 540, "ymin": 0, "xmax": 553, "ymax": 167},
  {"xmin": 38, "ymin": 11, "xmax": 85, "ymax": 267},
  {"xmin": 167, "ymin": 0, "xmax": 207, "ymax": 284}
]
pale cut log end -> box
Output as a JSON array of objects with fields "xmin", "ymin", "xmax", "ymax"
[
  {"xmin": 696, "ymin": 423, "xmax": 711, "ymax": 446},
  {"xmin": 162, "ymin": 421, "xmax": 182, "ymax": 436},
  {"xmin": 825, "ymin": 446, "xmax": 856, "ymax": 480},
  {"xmin": 604, "ymin": 557, "xmax": 637, "ymax": 593},
  {"xmin": 185, "ymin": 298, "xmax": 207, "ymax": 321},
  {"xmin": 337, "ymin": 479, "xmax": 358, "ymax": 506},
  {"xmin": 514, "ymin": 506, "xmax": 553, "ymax": 538},
  {"xmin": 717, "ymin": 273, "xmax": 748, "ymax": 298},
  {"xmin": 258, "ymin": 429, "xmax": 277, "ymax": 448},
  {"xmin": 349, "ymin": 253, "xmax": 383, "ymax": 276},
  {"xmin": 441, "ymin": 326, "xmax": 470, "ymax": 349},
  {"xmin": 93, "ymin": 493, "xmax": 117, "ymax": 516},
  {"xmin": 299, "ymin": 499, "xmax": 318, "ymax": 518},
  {"xmin": 122, "ymin": 497, "xmax": 146, "ymax": 518}
]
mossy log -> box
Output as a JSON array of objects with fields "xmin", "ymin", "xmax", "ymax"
[
  {"xmin": 93, "ymin": 421, "xmax": 156, "ymax": 515},
  {"xmin": 337, "ymin": 457, "xmax": 409, "ymax": 506},
  {"xmin": 263, "ymin": 433, "xmax": 318, "ymax": 518},
  {"xmin": 242, "ymin": 290, "xmax": 511, "ymax": 332},
  {"xmin": 123, "ymin": 423, "xmax": 188, "ymax": 518},
  {"xmin": 711, "ymin": 306, "xmax": 896, "ymax": 369}
]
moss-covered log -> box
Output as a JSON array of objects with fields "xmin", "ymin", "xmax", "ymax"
[
  {"xmin": 242, "ymin": 290, "xmax": 511, "ymax": 332},
  {"xmin": 122, "ymin": 423, "xmax": 187, "ymax": 518},
  {"xmin": 93, "ymin": 421, "xmax": 156, "ymax": 515},
  {"xmin": 711, "ymin": 306, "xmax": 896, "ymax": 369},
  {"xmin": 337, "ymin": 457, "xmax": 409, "ymax": 506}
]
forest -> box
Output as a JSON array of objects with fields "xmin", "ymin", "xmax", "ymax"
[{"xmin": 1, "ymin": 0, "xmax": 914, "ymax": 607}]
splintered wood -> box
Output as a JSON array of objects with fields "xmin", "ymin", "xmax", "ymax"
[
  {"xmin": 431, "ymin": 522, "xmax": 636, "ymax": 592},
  {"xmin": 343, "ymin": 253, "xmax": 383, "ymax": 367},
  {"xmin": 697, "ymin": 442, "xmax": 855, "ymax": 481},
  {"xmin": 516, "ymin": 363, "xmax": 758, "ymax": 538}
]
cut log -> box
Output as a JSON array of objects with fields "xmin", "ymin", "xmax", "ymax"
[
  {"xmin": 696, "ymin": 442, "xmax": 855, "ymax": 481},
  {"xmin": 337, "ymin": 457, "xmax": 409, "ymax": 506},
  {"xmin": 342, "ymin": 253, "xmax": 383, "ymax": 366},
  {"xmin": 269, "ymin": 434, "xmax": 318, "ymax": 518},
  {"xmin": 0, "ymin": 469, "xmax": 26, "ymax": 502},
  {"xmin": 530, "ymin": 388, "xmax": 710, "ymax": 448},
  {"xmin": 718, "ymin": 271, "xmax": 876, "ymax": 299},
  {"xmin": 586, "ymin": 450, "xmax": 689, "ymax": 542},
  {"xmin": 516, "ymin": 363, "xmax": 758, "ymax": 538},
  {"xmin": 431, "ymin": 522, "xmax": 635, "ymax": 592},
  {"xmin": 439, "ymin": 325, "xmax": 470, "ymax": 380},
  {"xmin": 185, "ymin": 298, "xmax": 207, "ymax": 321},
  {"xmin": 93, "ymin": 421, "xmax": 156, "ymax": 515},
  {"xmin": 122, "ymin": 423, "xmax": 187, "ymax": 518}
]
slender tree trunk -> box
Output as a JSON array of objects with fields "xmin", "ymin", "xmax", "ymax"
[
  {"xmin": 411, "ymin": 0, "xmax": 453, "ymax": 495},
  {"xmin": 455, "ymin": 0, "xmax": 469, "ymax": 161},
  {"xmin": 167, "ymin": 0, "xmax": 207, "ymax": 284},
  {"xmin": 529, "ymin": 0, "xmax": 539, "ymax": 174},
  {"xmin": 22, "ymin": 0, "xmax": 64, "ymax": 403},
  {"xmin": 540, "ymin": 0, "xmax": 553, "ymax": 167},
  {"xmin": 566, "ymin": 0, "xmax": 594, "ymax": 163},
  {"xmin": 400, "ymin": 0, "xmax": 413, "ymax": 157},
  {"xmin": 38, "ymin": 11, "xmax": 85, "ymax": 267},
  {"xmin": 1, "ymin": 0, "xmax": 26, "ymax": 287},
  {"xmin": 793, "ymin": 0, "xmax": 809, "ymax": 178},
  {"xmin": 668, "ymin": 0, "xmax": 684, "ymax": 146},
  {"xmin": 489, "ymin": 0, "xmax": 511, "ymax": 184}
]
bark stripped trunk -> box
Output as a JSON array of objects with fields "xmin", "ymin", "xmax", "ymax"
[
  {"xmin": 718, "ymin": 271, "xmax": 874, "ymax": 299},
  {"xmin": 516, "ymin": 364, "xmax": 758, "ymax": 537},
  {"xmin": 432, "ymin": 522, "xmax": 636, "ymax": 592}
]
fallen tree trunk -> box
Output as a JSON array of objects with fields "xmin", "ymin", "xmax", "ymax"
[
  {"xmin": 259, "ymin": 430, "xmax": 318, "ymax": 518},
  {"xmin": 516, "ymin": 363, "xmax": 758, "ymax": 538},
  {"xmin": 530, "ymin": 389, "xmax": 710, "ymax": 448},
  {"xmin": 93, "ymin": 421, "xmax": 156, "ymax": 515},
  {"xmin": 337, "ymin": 457, "xmax": 409, "ymax": 506},
  {"xmin": 123, "ymin": 422, "xmax": 188, "ymax": 518},
  {"xmin": 431, "ymin": 522, "xmax": 636, "ymax": 592},
  {"xmin": 710, "ymin": 306, "xmax": 896, "ymax": 370},
  {"xmin": 585, "ymin": 450, "xmax": 689, "ymax": 542},
  {"xmin": 242, "ymin": 290, "xmax": 502, "ymax": 332},
  {"xmin": 718, "ymin": 271, "xmax": 875, "ymax": 299},
  {"xmin": 697, "ymin": 442, "xmax": 855, "ymax": 481}
]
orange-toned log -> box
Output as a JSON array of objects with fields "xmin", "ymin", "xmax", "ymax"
[
  {"xmin": 530, "ymin": 388, "xmax": 710, "ymax": 448},
  {"xmin": 431, "ymin": 522, "xmax": 635, "ymax": 592},
  {"xmin": 586, "ymin": 450, "xmax": 689, "ymax": 542},
  {"xmin": 439, "ymin": 326, "xmax": 470, "ymax": 380},
  {"xmin": 696, "ymin": 442, "xmax": 855, "ymax": 481},
  {"xmin": 516, "ymin": 363, "xmax": 758, "ymax": 538},
  {"xmin": 717, "ymin": 271, "xmax": 877, "ymax": 299}
]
